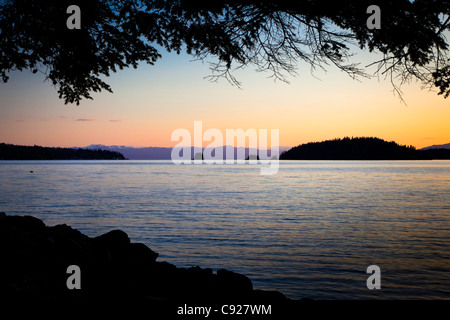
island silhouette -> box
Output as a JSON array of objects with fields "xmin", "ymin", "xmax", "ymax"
[
  {"xmin": 280, "ymin": 137, "xmax": 450, "ymax": 160},
  {"xmin": 246, "ymin": 155, "xmax": 260, "ymax": 161}
]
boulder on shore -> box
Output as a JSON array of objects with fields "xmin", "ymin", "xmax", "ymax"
[{"xmin": 0, "ymin": 212, "xmax": 287, "ymax": 305}]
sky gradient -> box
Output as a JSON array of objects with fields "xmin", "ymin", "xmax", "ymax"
[{"xmin": 1, "ymin": 47, "xmax": 449, "ymax": 150}]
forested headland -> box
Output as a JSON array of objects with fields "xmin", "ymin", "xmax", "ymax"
[{"xmin": 0, "ymin": 143, "xmax": 126, "ymax": 160}]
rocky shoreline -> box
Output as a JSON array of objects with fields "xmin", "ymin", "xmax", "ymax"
[
  {"xmin": 0, "ymin": 213, "xmax": 291, "ymax": 308},
  {"xmin": 1, "ymin": 212, "xmax": 434, "ymax": 318}
]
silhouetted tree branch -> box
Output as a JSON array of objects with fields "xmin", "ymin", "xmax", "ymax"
[{"xmin": 1, "ymin": 0, "xmax": 449, "ymax": 104}]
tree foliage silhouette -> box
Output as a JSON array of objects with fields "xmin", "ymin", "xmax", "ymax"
[{"xmin": 1, "ymin": 0, "xmax": 449, "ymax": 104}]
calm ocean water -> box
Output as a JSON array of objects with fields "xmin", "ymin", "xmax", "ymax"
[{"xmin": 1, "ymin": 160, "xmax": 449, "ymax": 299}]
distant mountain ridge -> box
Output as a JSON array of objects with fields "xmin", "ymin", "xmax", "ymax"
[
  {"xmin": 420, "ymin": 143, "xmax": 450, "ymax": 150},
  {"xmin": 280, "ymin": 137, "xmax": 450, "ymax": 160},
  {"xmin": 83, "ymin": 144, "xmax": 291, "ymax": 160},
  {"xmin": 84, "ymin": 145, "xmax": 173, "ymax": 160}
]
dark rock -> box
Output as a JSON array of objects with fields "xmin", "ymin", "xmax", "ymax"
[
  {"xmin": 217, "ymin": 269, "xmax": 253, "ymax": 296},
  {"xmin": 0, "ymin": 214, "xmax": 46, "ymax": 233},
  {"xmin": 94, "ymin": 229, "xmax": 130, "ymax": 246},
  {"xmin": 0, "ymin": 213, "xmax": 289, "ymax": 307},
  {"xmin": 129, "ymin": 242, "xmax": 159, "ymax": 263},
  {"xmin": 47, "ymin": 224, "xmax": 91, "ymax": 245},
  {"xmin": 252, "ymin": 289, "xmax": 287, "ymax": 302}
]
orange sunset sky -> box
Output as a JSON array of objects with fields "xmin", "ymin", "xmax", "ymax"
[{"xmin": 0, "ymin": 47, "xmax": 449, "ymax": 150}]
